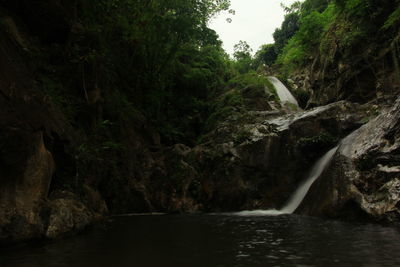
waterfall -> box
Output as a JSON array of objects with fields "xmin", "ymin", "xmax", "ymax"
[
  {"xmin": 279, "ymin": 146, "xmax": 338, "ymax": 214},
  {"xmin": 233, "ymin": 146, "xmax": 338, "ymax": 216},
  {"xmin": 267, "ymin": 76, "xmax": 299, "ymax": 107}
]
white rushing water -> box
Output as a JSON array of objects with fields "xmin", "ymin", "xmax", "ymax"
[
  {"xmin": 233, "ymin": 146, "xmax": 339, "ymax": 216},
  {"xmin": 267, "ymin": 76, "xmax": 299, "ymax": 107},
  {"xmin": 279, "ymin": 146, "xmax": 338, "ymax": 213}
]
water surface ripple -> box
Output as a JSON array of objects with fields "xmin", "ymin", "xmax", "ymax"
[{"xmin": 1, "ymin": 214, "xmax": 400, "ymax": 266}]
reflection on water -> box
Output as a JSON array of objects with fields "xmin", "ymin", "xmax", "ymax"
[{"xmin": 1, "ymin": 214, "xmax": 400, "ymax": 267}]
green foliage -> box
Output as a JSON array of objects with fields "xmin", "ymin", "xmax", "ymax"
[
  {"xmin": 204, "ymin": 90, "xmax": 244, "ymax": 131},
  {"xmin": 301, "ymin": 0, "xmax": 330, "ymax": 14},
  {"xmin": 232, "ymin": 40, "xmax": 254, "ymax": 74},
  {"xmin": 228, "ymin": 72, "xmax": 276, "ymax": 98},
  {"xmin": 277, "ymin": 38, "xmax": 308, "ymax": 73},
  {"xmin": 277, "ymin": 3, "xmax": 336, "ymax": 73},
  {"xmin": 273, "ymin": 12, "xmax": 300, "ymax": 54},
  {"xmin": 75, "ymin": 0, "xmax": 235, "ymax": 145},
  {"xmin": 317, "ymin": 0, "xmax": 398, "ymax": 68},
  {"xmin": 254, "ymin": 44, "xmax": 278, "ymax": 67},
  {"xmin": 76, "ymin": 119, "xmax": 123, "ymax": 179},
  {"xmin": 234, "ymin": 128, "xmax": 252, "ymax": 144},
  {"xmin": 174, "ymin": 44, "xmax": 231, "ymax": 97},
  {"xmin": 141, "ymin": 42, "xmax": 233, "ymax": 145},
  {"xmin": 299, "ymin": 7, "xmax": 335, "ymax": 48},
  {"xmin": 26, "ymin": 0, "xmax": 340, "ymax": 209},
  {"xmin": 383, "ymin": 6, "xmax": 400, "ymax": 29},
  {"xmin": 271, "ymin": 0, "xmax": 333, "ymax": 68},
  {"xmin": 264, "ymin": 0, "xmax": 398, "ymax": 79},
  {"xmin": 107, "ymin": 90, "xmax": 144, "ymax": 123},
  {"xmin": 233, "ymin": 40, "xmax": 253, "ymax": 60},
  {"xmin": 335, "ymin": 0, "xmax": 372, "ymax": 17},
  {"xmin": 204, "ymin": 71, "xmax": 279, "ymax": 131},
  {"xmin": 222, "ymin": 91, "xmax": 244, "ymax": 106}
]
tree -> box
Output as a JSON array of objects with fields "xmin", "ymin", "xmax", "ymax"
[
  {"xmin": 273, "ymin": 12, "xmax": 300, "ymax": 54},
  {"xmin": 233, "ymin": 40, "xmax": 253, "ymax": 74},
  {"xmin": 233, "ymin": 40, "xmax": 252, "ymax": 60},
  {"xmin": 254, "ymin": 44, "xmax": 278, "ymax": 67},
  {"xmin": 76, "ymin": 0, "xmax": 234, "ymax": 144}
]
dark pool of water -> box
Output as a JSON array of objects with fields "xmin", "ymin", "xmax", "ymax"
[{"xmin": 1, "ymin": 214, "xmax": 400, "ymax": 267}]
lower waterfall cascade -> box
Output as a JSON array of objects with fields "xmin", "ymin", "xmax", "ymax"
[{"xmin": 234, "ymin": 146, "xmax": 339, "ymax": 216}]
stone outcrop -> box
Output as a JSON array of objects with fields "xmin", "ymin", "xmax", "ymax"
[
  {"xmin": 96, "ymin": 99, "xmax": 369, "ymax": 215},
  {"xmin": 0, "ymin": 125, "xmax": 105, "ymax": 243},
  {"xmin": 0, "ymin": 131, "xmax": 53, "ymax": 241},
  {"xmin": 45, "ymin": 189, "xmax": 107, "ymax": 239},
  {"xmin": 298, "ymin": 97, "xmax": 400, "ymax": 222},
  {"xmin": 143, "ymin": 100, "xmax": 368, "ymax": 212}
]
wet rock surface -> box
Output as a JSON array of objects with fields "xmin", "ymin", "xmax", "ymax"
[
  {"xmin": 156, "ymin": 100, "xmax": 369, "ymax": 212},
  {"xmin": 45, "ymin": 190, "xmax": 104, "ymax": 239},
  {"xmin": 100, "ymin": 99, "xmax": 369, "ymax": 215},
  {"xmin": 298, "ymin": 97, "xmax": 400, "ymax": 222}
]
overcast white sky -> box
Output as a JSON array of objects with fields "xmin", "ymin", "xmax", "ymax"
[{"xmin": 209, "ymin": 0, "xmax": 298, "ymax": 56}]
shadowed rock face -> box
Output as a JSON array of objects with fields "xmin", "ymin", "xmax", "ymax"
[
  {"xmin": 0, "ymin": 0, "xmax": 76, "ymax": 44},
  {"xmin": 0, "ymin": 131, "xmax": 54, "ymax": 241},
  {"xmin": 298, "ymin": 97, "xmax": 400, "ymax": 222},
  {"xmin": 163, "ymin": 100, "xmax": 368, "ymax": 212},
  {"xmin": 104, "ymin": 100, "xmax": 368, "ymax": 215},
  {"xmin": 0, "ymin": 11, "xmax": 106, "ymax": 243}
]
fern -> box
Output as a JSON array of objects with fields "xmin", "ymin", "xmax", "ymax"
[{"xmin": 383, "ymin": 7, "xmax": 400, "ymax": 29}]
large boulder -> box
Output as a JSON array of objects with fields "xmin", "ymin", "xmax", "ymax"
[
  {"xmin": 0, "ymin": 130, "xmax": 103, "ymax": 242},
  {"xmin": 298, "ymin": 97, "xmax": 400, "ymax": 222},
  {"xmin": 0, "ymin": 132, "xmax": 54, "ymax": 242},
  {"xmin": 45, "ymin": 189, "xmax": 107, "ymax": 239}
]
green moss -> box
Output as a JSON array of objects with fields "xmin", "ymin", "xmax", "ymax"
[
  {"xmin": 228, "ymin": 72, "xmax": 277, "ymax": 99},
  {"xmin": 234, "ymin": 128, "xmax": 252, "ymax": 144},
  {"xmin": 204, "ymin": 106, "xmax": 235, "ymax": 131},
  {"xmin": 204, "ymin": 90, "xmax": 245, "ymax": 131},
  {"xmin": 285, "ymin": 102, "xmax": 301, "ymax": 111}
]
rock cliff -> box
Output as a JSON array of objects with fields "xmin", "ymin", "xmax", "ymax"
[
  {"xmin": 298, "ymin": 96, "xmax": 400, "ymax": 222},
  {"xmin": 151, "ymin": 100, "xmax": 368, "ymax": 212},
  {"xmin": 0, "ymin": 2, "xmax": 106, "ymax": 243}
]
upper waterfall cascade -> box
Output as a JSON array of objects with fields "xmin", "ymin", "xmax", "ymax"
[{"xmin": 267, "ymin": 76, "xmax": 299, "ymax": 107}]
